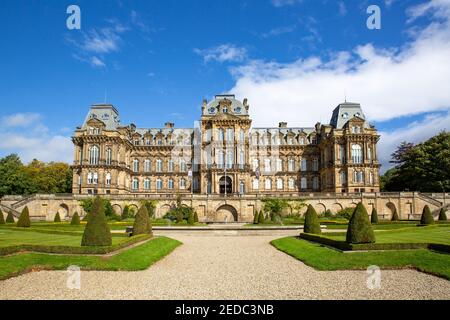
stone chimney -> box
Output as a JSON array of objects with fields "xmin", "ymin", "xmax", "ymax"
[
  {"xmin": 279, "ymin": 122, "xmax": 288, "ymax": 128},
  {"xmin": 165, "ymin": 122, "xmax": 175, "ymax": 128}
]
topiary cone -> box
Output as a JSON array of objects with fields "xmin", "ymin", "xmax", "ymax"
[
  {"xmin": 371, "ymin": 207, "xmax": 379, "ymax": 224},
  {"xmin": 81, "ymin": 196, "xmax": 112, "ymax": 246},
  {"xmin": 187, "ymin": 211, "xmax": 195, "ymax": 225},
  {"xmin": 54, "ymin": 212, "xmax": 61, "ymax": 222},
  {"xmin": 17, "ymin": 206, "xmax": 31, "ymax": 228},
  {"xmin": 258, "ymin": 210, "xmax": 265, "ymax": 224},
  {"xmin": 133, "ymin": 205, "xmax": 152, "ymax": 236},
  {"xmin": 391, "ymin": 208, "xmax": 399, "ymax": 221},
  {"xmin": 346, "ymin": 203, "xmax": 375, "ymax": 244},
  {"xmin": 420, "ymin": 205, "xmax": 434, "ymax": 225},
  {"xmin": 0, "ymin": 209, "xmax": 5, "ymax": 224},
  {"xmin": 71, "ymin": 212, "xmax": 80, "ymax": 225},
  {"xmin": 438, "ymin": 208, "xmax": 447, "ymax": 221},
  {"xmin": 6, "ymin": 211, "xmax": 15, "ymax": 223},
  {"xmin": 303, "ymin": 204, "xmax": 321, "ymax": 234},
  {"xmin": 194, "ymin": 211, "xmax": 199, "ymax": 223},
  {"xmin": 253, "ymin": 210, "xmax": 259, "ymax": 224}
]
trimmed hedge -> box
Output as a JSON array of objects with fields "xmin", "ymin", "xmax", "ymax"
[
  {"xmin": 346, "ymin": 203, "xmax": 375, "ymax": 244},
  {"xmin": 438, "ymin": 208, "xmax": 448, "ymax": 221},
  {"xmin": 17, "ymin": 207, "xmax": 31, "ymax": 228},
  {"xmin": 133, "ymin": 206, "xmax": 152, "ymax": 235},
  {"xmin": 420, "ymin": 205, "xmax": 435, "ymax": 225},
  {"xmin": 258, "ymin": 211, "xmax": 265, "ymax": 224},
  {"xmin": 194, "ymin": 212, "xmax": 199, "ymax": 223},
  {"xmin": 0, "ymin": 234, "xmax": 152, "ymax": 256},
  {"xmin": 6, "ymin": 212, "xmax": 15, "ymax": 223},
  {"xmin": 0, "ymin": 209, "xmax": 5, "ymax": 225},
  {"xmin": 71, "ymin": 212, "xmax": 80, "ymax": 225},
  {"xmin": 54, "ymin": 212, "xmax": 61, "ymax": 222},
  {"xmin": 187, "ymin": 211, "xmax": 195, "ymax": 225},
  {"xmin": 253, "ymin": 210, "xmax": 259, "ymax": 224},
  {"xmin": 81, "ymin": 196, "xmax": 112, "ymax": 246},
  {"xmin": 303, "ymin": 205, "xmax": 321, "ymax": 234},
  {"xmin": 371, "ymin": 208, "xmax": 379, "ymax": 224}
]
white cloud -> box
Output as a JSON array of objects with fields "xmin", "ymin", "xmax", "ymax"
[
  {"xmin": 0, "ymin": 113, "xmax": 72, "ymax": 163},
  {"xmin": 194, "ymin": 44, "xmax": 247, "ymax": 63},
  {"xmin": 338, "ymin": 1, "xmax": 347, "ymax": 16},
  {"xmin": 271, "ymin": 0, "xmax": 303, "ymax": 7},
  {"xmin": 90, "ymin": 56, "xmax": 106, "ymax": 68},
  {"xmin": 261, "ymin": 25, "xmax": 296, "ymax": 38}
]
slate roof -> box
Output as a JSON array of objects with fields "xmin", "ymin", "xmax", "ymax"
[{"xmin": 329, "ymin": 102, "xmax": 370, "ymax": 129}]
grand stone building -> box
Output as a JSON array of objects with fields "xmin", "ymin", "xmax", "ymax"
[{"xmin": 71, "ymin": 94, "xmax": 381, "ymax": 196}]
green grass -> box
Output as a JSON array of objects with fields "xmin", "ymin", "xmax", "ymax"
[
  {"xmin": 325, "ymin": 225, "xmax": 450, "ymax": 245},
  {"xmin": 271, "ymin": 237, "xmax": 450, "ymax": 280},
  {"xmin": 0, "ymin": 236, "xmax": 181, "ymax": 280}
]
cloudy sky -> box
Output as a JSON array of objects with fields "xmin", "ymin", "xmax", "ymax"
[{"xmin": 0, "ymin": 0, "xmax": 449, "ymax": 172}]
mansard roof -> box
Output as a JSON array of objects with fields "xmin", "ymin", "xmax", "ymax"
[
  {"xmin": 329, "ymin": 102, "xmax": 370, "ymax": 129},
  {"xmin": 82, "ymin": 104, "xmax": 121, "ymax": 130},
  {"xmin": 204, "ymin": 94, "xmax": 248, "ymax": 116}
]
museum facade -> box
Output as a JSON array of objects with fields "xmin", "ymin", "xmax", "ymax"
[{"xmin": 71, "ymin": 94, "xmax": 381, "ymax": 196}]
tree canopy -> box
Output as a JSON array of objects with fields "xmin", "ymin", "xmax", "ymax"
[{"xmin": 381, "ymin": 132, "xmax": 450, "ymax": 192}]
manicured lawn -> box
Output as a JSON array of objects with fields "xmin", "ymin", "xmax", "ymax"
[
  {"xmin": 271, "ymin": 237, "xmax": 450, "ymax": 280},
  {"xmin": 325, "ymin": 225, "xmax": 450, "ymax": 245},
  {"xmin": 0, "ymin": 236, "xmax": 181, "ymax": 280}
]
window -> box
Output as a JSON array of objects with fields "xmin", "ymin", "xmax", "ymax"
[
  {"xmin": 132, "ymin": 178, "xmax": 139, "ymax": 190},
  {"xmin": 106, "ymin": 148, "xmax": 112, "ymax": 165},
  {"xmin": 276, "ymin": 159, "xmax": 283, "ymax": 172},
  {"xmin": 312, "ymin": 159, "xmax": 319, "ymax": 171},
  {"xmin": 369, "ymin": 171, "xmax": 374, "ymax": 184},
  {"xmin": 144, "ymin": 159, "xmax": 151, "ymax": 172},
  {"xmin": 145, "ymin": 138, "xmax": 151, "ymax": 145},
  {"xmin": 89, "ymin": 146, "xmax": 99, "ymax": 165},
  {"xmin": 352, "ymin": 126, "xmax": 361, "ymax": 134},
  {"xmin": 239, "ymin": 150, "xmax": 245, "ymax": 169},
  {"xmin": 180, "ymin": 160, "xmax": 186, "ymax": 172},
  {"xmin": 301, "ymin": 177, "xmax": 307, "ymax": 190},
  {"xmin": 156, "ymin": 159, "xmax": 163, "ymax": 172},
  {"xmin": 239, "ymin": 181, "xmax": 245, "ymax": 194},
  {"xmin": 134, "ymin": 139, "xmax": 140, "ymax": 146},
  {"xmin": 288, "ymin": 178, "xmax": 295, "ymax": 189},
  {"xmin": 157, "ymin": 139, "xmax": 162, "ymax": 146},
  {"xmin": 105, "ymin": 173, "xmax": 111, "ymax": 186},
  {"xmin": 340, "ymin": 171, "xmax": 347, "ymax": 184},
  {"xmin": 301, "ymin": 159, "xmax": 307, "ymax": 171},
  {"xmin": 144, "ymin": 179, "xmax": 150, "ymax": 190},
  {"xmin": 339, "ymin": 145, "xmax": 346, "ymax": 163},
  {"xmin": 252, "ymin": 179, "xmax": 259, "ymax": 190},
  {"xmin": 93, "ymin": 172, "xmax": 98, "ymax": 184},
  {"xmin": 368, "ymin": 146, "xmax": 372, "ymax": 161},
  {"xmin": 226, "ymin": 128, "xmax": 234, "ymax": 141},
  {"xmin": 218, "ymin": 129, "xmax": 224, "ymax": 141},
  {"xmin": 351, "ymin": 144, "xmax": 363, "ymax": 164},
  {"xmin": 87, "ymin": 172, "xmax": 93, "ymax": 184},
  {"xmin": 223, "ymin": 107, "xmax": 228, "ymax": 113},
  {"xmin": 353, "ymin": 171, "xmax": 364, "ymax": 183},
  {"xmin": 265, "ymin": 178, "xmax": 272, "ymax": 190},
  {"xmin": 277, "ymin": 178, "xmax": 283, "ymax": 190},
  {"xmin": 226, "ymin": 151, "xmax": 233, "ymax": 169},
  {"xmin": 299, "ymin": 137, "xmax": 305, "ymax": 145},
  {"xmin": 156, "ymin": 179, "xmax": 163, "ymax": 190},
  {"xmin": 133, "ymin": 159, "xmax": 139, "ymax": 173},
  {"xmin": 239, "ymin": 129, "xmax": 245, "ymax": 142},
  {"xmin": 313, "ymin": 177, "xmax": 319, "ymax": 190},
  {"xmin": 288, "ymin": 159, "xmax": 295, "ymax": 172},
  {"xmin": 180, "ymin": 178, "xmax": 186, "ymax": 189},
  {"xmin": 252, "ymin": 159, "xmax": 259, "ymax": 171},
  {"xmin": 311, "ymin": 136, "xmax": 317, "ymax": 144},
  {"xmin": 264, "ymin": 159, "xmax": 271, "ymax": 173},
  {"xmin": 193, "ymin": 178, "xmax": 199, "ymax": 190},
  {"xmin": 217, "ymin": 151, "xmax": 224, "ymax": 169},
  {"xmin": 168, "ymin": 179, "xmax": 174, "ymax": 190},
  {"xmin": 168, "ymin": 159, "xmax": 174, "ymax": 172}
]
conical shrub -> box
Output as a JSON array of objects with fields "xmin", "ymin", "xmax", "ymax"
[
  {"xmin": 438, "ymin": 208, "xmax": 447, "ymax": 221},
  {"xmin": 81, "ymin": 196, "xmax": 112, "ymax": 246},
  {"xmin": 303, "ymin": 205, "xmax": 321, "ymax": 234},
  {"xmin": 133, "ymin": 205, "xmax": 152, "ymax": 235},
  {"xmin": 258, "ymin": 210, "xmax": 265, "ymax": 224},
  {"xmin": 0, "ymin": 209, "xmax": 5, "ymax": 224},
  {"xmin": 6, "ymin": 211, "xmax": 15, "ymax": 223},
  {"xmin": 194, "ymin": 211, "xmax": 199, "ymax": 223},
  {"xmin": 346, "ymin": 203, "xmax": 375, "ymax": 244},
  {"xmin": 187, "ymin": 211, "xmax": 195, "ymax": 225},
  {"xmin": 17, "ymin": 206, "xmax": 31, "ymax": 228},
  {"xmin": 371, "ymin": 207, "xmax": 379, "ymax": 224},
  {"xmin": 391, "ymin": 208, "xmax": 399, "ymax": 221},
  {"xmin": 420, "ymin": 205, "xmax": 434, "ymax": 225},
  {"xmin": 54, "ymin": 212, "xmax": 61, "ymax": 222},
  {"xmin": 253, "ymin": 210, "xmax": 259, "ymax": 224},
  {"xmin": 71, "ymin": 212, "xmax": 80, "ymax": 225}
]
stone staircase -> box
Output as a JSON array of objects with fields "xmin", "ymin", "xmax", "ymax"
[
  {"xmin": 10, "ymin": 195, "xmax": 36, "ymax": 210},
  {"xmin": 0, "ymin": 203, "xmax": 21, "ymax": 218}
]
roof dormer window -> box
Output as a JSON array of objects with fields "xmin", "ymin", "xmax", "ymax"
[
  {"xmin": 223, "ymin": 107, "xmax": 228, "ymax": 113},
  {"xmin": 342, "ymin": 112, "xmax": 349, "ymax": 119}
]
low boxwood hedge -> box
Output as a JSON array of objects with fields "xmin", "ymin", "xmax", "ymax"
[{"xmin": 0, "ymin": 234, "xmax": 152, "ymax": 256}]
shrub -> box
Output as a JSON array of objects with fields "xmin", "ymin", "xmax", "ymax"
[
  {"xmin": 346, "ymin": 203, "xmax": 375, "ymax": 244},
  {"xmin": 194, "ymin": 211, "xmax": 199, "ymax": 223},
  {"xmin": 176, "ymin": 209, "xmax": 184, "ymax": 223},
  {"xmin": 81, "ymin": 196, "xmax": 112, "ymax": 246},
  {"xmin": 303, "ymin": 205, "xmax": 321, "ymax": 234},
  {"xmin": 391, "ymin": 208, "xmax": 399, "ymax": 221},
  {"xmin": 371, "ymin": 207, "xmax": 379, "ymax": 224},
  {"xmin": 80, "ymin": 197, "xmax": 114, "ymax": 218},
  {"xmin": 140, "ymin": 200, "xmax": 157, "ymax": 218},
  {"xmin": 122, "ymin": 205, "xmax": 131, "ymax": 220},
  {"xmin": 187, "ymin": 211, "xmax": 195, "ymax": 225},
  {"xmin": 17, "ymin": 206, "xmax": 31, "ymax": 228},
  {"xmin": 0, "ymin": 209, "xmax": 5, "ymax": 224},
  {"xmin": 258, "ymin": 211, "xmax": 265, "ymax": 224},
  {"xmin": 438, "ymin": 208, "xmax": 448, "ymax": 221},
  {"xmin": 71, "ymin": 212, "xmax": 80, "ymax": 225},
  {"xmin": 420, "ymin": 205, "xmax": 434, "ymax": 225},
  {"xmin": 336, "ymin": 207, "xmax": 354, "ymax": 220},
  {"xmin": 54, "ymin": 212, "xmax": 61, "ymax": 222},
  {"xmin": 253, "ymin": 210, "xmax": 259, "ymax": 224},
  {"xmin": 324, "ymin": 209, "xmax": 333, "ymax": 218},
  {"xmin": 133, "ymin": 205, "xmax": 152, "ymax": 235},
  {"xmin": 6, "ymin": 211, "xmax": 15, "ymax": 223}
]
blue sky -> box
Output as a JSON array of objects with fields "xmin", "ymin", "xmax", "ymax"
[{"xmin": 0, "ymin": 0, "xmax": 449, "ymax": 172}]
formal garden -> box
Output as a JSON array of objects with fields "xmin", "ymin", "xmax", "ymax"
[
  {"xmin": 0, "ymin": 197, "xmax": 181, "ymax": 280},
  {"xmin": 271, "ymin": 203, "xmax": 450, "ymax": 280}
]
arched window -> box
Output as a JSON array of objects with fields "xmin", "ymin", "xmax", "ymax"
[
  {"xmin": 218, "ymin": 128, "xmax": 224, "ymax": 141},
  {"xmin": 133, "ymin": 159, "xmax": 139, "ymax": 173},
  {"xmin": 312, "ymin": 159, "xmax": 319, "ymax": 171},
  {"xmin": 276, "ymin": 178, "xmax": 283, "ymax": 190},
  {"xmin": 87, "ymin": 172, "xmax": 93, "ymax": 184},
  {"xmin": 301, "ymin": 159, "xmax": 307, "ymax": 171},
  {"xmin": 180, "ymin": 159, "xmax": 186, "ymax": 172},
  {"xmin": 168, "ymin": 179, "xmax": 174, "ymax": 190},
  {"xmin": 89, "ymin": 146, "xmax": 99, "ymax": 165},
  {"xmin": 276, "ymin": 159, "xmax": 283, "ymax": 172},
  {"xmin": 288, "ymin": 159, "xmax": 295, "ymax": 172},
  {"xmin": 239, "ymin": 181, "xmax": 245, "ymax": 194},
  {"xmin": 168, "ymin": 159, "xmax": 174, "ymax": 172},
  {"xmin": 93, "ymin": 172, "xmax": 98, "ymax": 184},
  {"xmin": 252, "ymin": 159, "xmax": 259, "ymax": 171},
  {"xmin": 105, "ymin": 172, "xmax": 111, "ymax": 186},
  {"xmin": 351, "ymin": 144, "xmax": 363, "ymax": 164},
  {"xmin": 156, "ymin": 178, "xmax": 163, "ymax": 190},
  {"xmin": 265, "ymin": 178, "xmax": 272, "ymax": 190},
  {"xmin": 106, "ymin": 148, "xmax": 112, "ymax": 165},
  {"xmin": 288, "ymin": 178, "xmax": 295, "ymax": 189},
  {"xmin": 301, "ymin": 177, "xmax": 307, "ymax": 190},
  {"xmin": 156, "ymin": 159, "xmax": 163, "ymax": 172},
  {"xmin": 144, "ymin": 159, "xmax": 151, "ymax": 172},
  {"xmin": 144, "ymin": 179, "xmax": 150, "ymax": 190},
  {"xmin": 132, "ymin": 178, "xmax": 139, "ymax": 190},
  {"xmin": 252, "ymin": 179, "xmax": 259, "ymax": 190},
  {"xmin": 264, "ymin": 159, "xmax": 271, "ymax": 173},
  {"xmin": 180, "ymin": 178, "xmax": 186, "ymax": 189}
]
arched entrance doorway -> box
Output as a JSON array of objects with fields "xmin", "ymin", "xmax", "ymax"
[
  {"xmin": 216, "ymin": 204, "xmax": 238, "ymax": 222},
  {"xmin": 219, "ymin": 176, "xmax": 232, "ymax": 194}
]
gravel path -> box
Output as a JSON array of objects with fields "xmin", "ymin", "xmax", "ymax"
[{"xmin": 0, "ymin": 235, "xmax": 449, "ymax": 300}]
